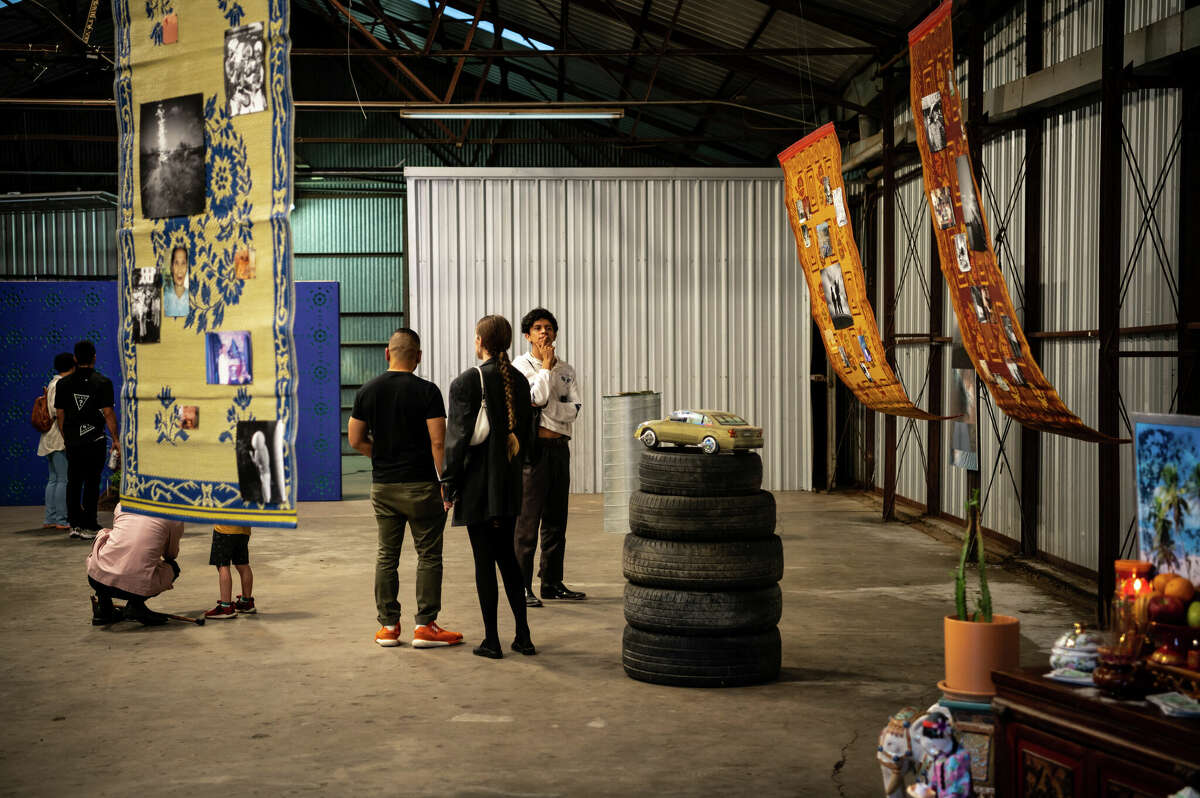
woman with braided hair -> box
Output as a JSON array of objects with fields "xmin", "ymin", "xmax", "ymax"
[{"xmin": 441, "ymin": 315, "xmax": 535, "ymax": 658}]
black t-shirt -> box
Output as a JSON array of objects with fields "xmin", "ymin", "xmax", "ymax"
[
  {"xmin": 53, "ymin": 367, "xmax": 114, "ymax": 448},
  {"xmin": 351, "ymin": 371, "xmax": 445, "ymax": 483}
]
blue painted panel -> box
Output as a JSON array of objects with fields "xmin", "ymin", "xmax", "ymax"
[
  {"xmin": 294, "ymin": 281, "xmax": 341, "ymax": 501},
  {"xmin": 0, "ymin": 281, "xmax": 122, "ymax": 505},
  {"xmin": 0, "ymin": 280, "xmax": 341, "ymax": 505}
]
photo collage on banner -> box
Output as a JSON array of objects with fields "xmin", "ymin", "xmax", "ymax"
[
  {"xmin": 908, "ymin": 0, "xmax": 1113, "ymax": 443},
  {"xmin": 113, "ymin": 0, "xmax": 298, "ymax": 526},
  {"xmin": 778, "ymin": 123, "xmax": 950, "ymax": 420}
]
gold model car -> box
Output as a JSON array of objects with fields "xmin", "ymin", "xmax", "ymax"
[{"xmin": 635, "ymin": 409, "xmax": 764, "ymax": 455}]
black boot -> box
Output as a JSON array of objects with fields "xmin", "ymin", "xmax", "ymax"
[
  {"xmin": 91, "ymin": 594, "xmax": 124, "ymax": 626},
  {"xmin": 541, "ymin": 582, "xmax": 586, "ymax": 601}
]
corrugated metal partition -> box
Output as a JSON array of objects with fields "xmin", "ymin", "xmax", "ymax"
[
  {"xmin": 291, "ymin": 194, "xmax": 405, "ymax": 452},
  {"xmin": 406, "ymin": 168, "xmax": 812, "ymax": 494},
  {"xmin": 0, "ymin": 206, "xmax": 117, "ymax": 276}
]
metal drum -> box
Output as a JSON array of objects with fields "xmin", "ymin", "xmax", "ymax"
[{"xmin": 601, "ymin": 391, "xmax": 661, "ymax": 533}]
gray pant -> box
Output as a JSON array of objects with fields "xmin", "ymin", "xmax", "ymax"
[
  {"xmin": 371, "ymin": 481, "xmax": 447, "ymax": 626},
  {"xmin": 514, "ymin": 440, "xmax": 571, "ymax": 587}
]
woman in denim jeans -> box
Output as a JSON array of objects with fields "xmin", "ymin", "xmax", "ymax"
[{"xmin": 37, "ymin": 352, "xmax": 75, "ymax": 531}]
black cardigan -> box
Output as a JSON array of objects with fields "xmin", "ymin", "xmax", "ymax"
[{"xmin": 441, "ymin": 357, "xmax": 533, "ymax": 526}]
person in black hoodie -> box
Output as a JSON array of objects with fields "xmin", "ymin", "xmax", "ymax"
[{"xmin": 441, "ymin": 315, "xmax": 535, "ymax": 659}]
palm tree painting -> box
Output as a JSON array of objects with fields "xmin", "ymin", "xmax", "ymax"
[{"xmin": 1135, "ymin": 417, "xmax": 1200, "ymax": 582}]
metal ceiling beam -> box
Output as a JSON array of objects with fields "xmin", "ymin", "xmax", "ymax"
[
  {"xmin": 618, "ymin": 0, "xmax": 654, "ymax": 102},
  {"xmin": 750, "ymin": 0, "xmax": 894, "ymax": 48},
  {"xmin": 631, "ymin": 0, "xmax": 684, "ymax": 137},
  {"xmin": 442, "ymin": 0, "xmax": 485, "ymax": 103},
  {"xmin": 324, "ymin": 0, "xmax": 444, "ymax": 104}
]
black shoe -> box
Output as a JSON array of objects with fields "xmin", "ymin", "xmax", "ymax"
[
  {"xmin": 511, "ymin": 637, "xmax": 537, "ymax": 656},
  {"xmin": 473, "ymin": 640, "xmax": 503, "ymax": 659},
  {"xmin": 541, "ymin": 582, "xmax": 586, "ymax": 601},
  {"xmin": 125, "ymin": 602, "xmax": 167, "ymax": 626},
  {"xmin": 524, "ymin": 588, "xmax": 543, "ymax": 608},
  {"xmin": 90, "ymin": 595, "xmax": 124, "ymax": 626}
]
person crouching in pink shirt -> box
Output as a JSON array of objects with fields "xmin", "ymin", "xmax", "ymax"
[{"xmin": 87, "ymin": 503, "xmax": 184, "ymax": 626}]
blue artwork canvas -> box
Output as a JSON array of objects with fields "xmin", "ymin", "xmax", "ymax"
[
  {"xmin": 0, "ymin": 280, "xmax": 340, "ymax": 506},
  {"xmin": 1133, "ymin": 413, "xmax": 1200, "ymax": 582}
]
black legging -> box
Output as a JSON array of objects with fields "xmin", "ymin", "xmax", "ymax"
[
  {"xmin": 466, "ymin": 517, "xmax": 530, "ymax": 646},
  {"xmin": 88, "ymin": 575, "xmax": 150, "ymax": 608}
]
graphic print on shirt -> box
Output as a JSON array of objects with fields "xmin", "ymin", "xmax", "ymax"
[
  {"xmin": 75, "ymin": 393, "xmax": 89, "ymax": 410},
  {"xmin": 80, "ymin": 424, "xmax": 96, "ymax": 436}
]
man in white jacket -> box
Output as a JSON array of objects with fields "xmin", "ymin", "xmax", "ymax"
[{"xmin": 513, "ymin": 308, "xmax": 585, "ymax": 606}]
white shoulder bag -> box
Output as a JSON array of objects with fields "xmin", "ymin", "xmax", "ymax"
[{"xmin": 469, "ymin": 366, "xmax": 490, "ymax": 445}]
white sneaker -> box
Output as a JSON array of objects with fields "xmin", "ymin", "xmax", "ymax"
[
  {"xmin": 76, "ymin": 528, "xmax": 96, "ymax": 540},
  {"xmin": 68, "ymin": 527, "xmax": 83, "ymax": 539}
]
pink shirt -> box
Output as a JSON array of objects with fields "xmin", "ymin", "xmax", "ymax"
[{"xmin": 86, "ymin": 504, "xmax": 184, "ymax": 597}]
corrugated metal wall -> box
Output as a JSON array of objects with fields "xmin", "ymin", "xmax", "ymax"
[
  {"xmin": 864, "ymin": 0, "xmax": 1183, "ymax": 575},
  {"xmin": 0, "ymin": 206, "xmax": 117, "ymax": 276},
  {"xmin": 406, "ymin": 167, "xmax": 812, "ymax": 494}
]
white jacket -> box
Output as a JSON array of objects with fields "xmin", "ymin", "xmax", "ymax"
[
  {"xmin": 36, "ymin": 374, "xmax": 65, "ymax": 456},
  {"xmin": 514, "ymin": 352, "xmax": 581, "ymax": 437}
]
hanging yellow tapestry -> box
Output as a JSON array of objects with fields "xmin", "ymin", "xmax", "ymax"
[
  {"xmin": 779, "ymin": 123, "xmax": 949, "ymax": 420},
  {"xmin": 908, "ymin": 1, "xmax": 1112, "ymax": 443},
  {"xmin": 113, "ymin": 0, "xmax": 298, "ymax": 525}
]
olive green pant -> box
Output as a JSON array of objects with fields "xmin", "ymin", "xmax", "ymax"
[{"xmin": 371, "ymin": 481, "xmax": 447, "ymax": 627}]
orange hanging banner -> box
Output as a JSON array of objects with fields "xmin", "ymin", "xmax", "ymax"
[
  {"xmin": 779, "ymin": 123, "xmax": 949, "ymax": 421},
  {"xmin": 908, "ymin": 1, "xmax": 1118, "ymax": 443}
]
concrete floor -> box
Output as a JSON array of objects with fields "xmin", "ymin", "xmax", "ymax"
[{"xmin": 0, "ymin": 469, "xmax": 1089, "ymax": 797}]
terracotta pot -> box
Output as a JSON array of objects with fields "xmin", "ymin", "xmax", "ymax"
[{"xmin": 943, "ymin": 614, "xmax": 1020, "ymax": 697}]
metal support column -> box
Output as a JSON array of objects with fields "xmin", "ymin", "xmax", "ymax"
[
  {"xmin": 1021, "ymin": 0, "xmax": 1044, "ymax": 557},
  {"xmin": 882, "ymin": 69, "xmax": 898, "ymax": 521},
  {"xmin": 1180, "ymin": 53, "xmax": 1200, "ymax": 416},
  {"xmin": 1097, "ymin": 0, "xmax": 1125, "ymax": 621},
  {"xmin": 927, "ymin": 230, "xmax": 944, "ymax": 515},
  {"xmin": 966, "ymin": 6, "xmax": 984, "ymax": 515}
]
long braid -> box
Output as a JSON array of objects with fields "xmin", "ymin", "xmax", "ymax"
[
  {"xmin": 476, "ymin": 314, "xmax": 521, "ymax": 461},
  {"xmin": 497, "ymin": 351, "xmax": 520, "ymax": 461}
]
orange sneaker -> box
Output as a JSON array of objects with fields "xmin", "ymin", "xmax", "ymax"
[
  {"xmin": 375, "ymin": 625, "xmax": 402, "ymax": 647},
  {"xmin": 412, "ymin": 621, "xmax": 463, "ymax": 648}
]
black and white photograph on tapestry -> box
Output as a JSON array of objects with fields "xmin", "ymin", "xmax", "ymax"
[
  {"xmin": 820, "ymin": 263, "xmax": 853, "ymax": 330},
  {"xmin": 832, "ymin": 186, "xmax": 848, "ymax": 227},
  {"xmin": 800, "ymin": 224, "xmax": 811, "ymax": 248},
  {"xmin": 860, "ymin": 362, "xmax": 874, "ymax": 383},
  {"xmin": 838, "ymin": 346, "xmax": 850, "ymax": 369},
  {"xmin": 931, "ymin": 186, "xmax": 956, "ymax": 229},
  {"xmin": 130, "ymin": 267, "xmax": 162, "ymax": 344},
  {"xmin": 956, "ymin": 155, "xmax": 988, "ymax": 250},
  {"xmin": 1005, "ymin": 359, "xmax": 1027, "ymax": 387},
  {"xmin": 953, "ymin": 232, "xmax": 972, "ymax": 273},
  {"xmin": 225, "ymin": 22, "xmax": 266, "ymax": 117},
  {"xmin": 970, "ymin": 285, "xmax": 993, "ymax": 324},
  {"xmin": 794, "ymin": 196, "xmax": 807, "ymax": 223},
  {"xmin": 821, "ymin": 175, "xmax": 833, "ymax": 205},
  {"xmin": 139, "ymin": 93, "xmax": 205, "ymax": 219},
  {"xmin": 235, "ymin": 420, "xmax": 284, "ymax": 505},
  {"xmin": 816, "ymin": 222, "xmax": 834, "ymax": 258},
  {"xmin": 1001, "ymin": 314, "xmax": 1022, "ymax": 359},
  {"xmin": 921, "ymin": 91, "xmax": 947, "ymax": 153}
]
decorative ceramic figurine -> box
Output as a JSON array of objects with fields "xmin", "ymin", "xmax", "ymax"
[
  {"xmin": 1049, "ymin": 622, "xmax": 1105, "ymax": 673},
  {"xmin": 879, "ymin": 706, "xmax": 972, "ymax": 798}
]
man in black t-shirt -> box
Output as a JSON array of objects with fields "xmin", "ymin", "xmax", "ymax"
[
  {"xmin": 53, "ymin": 340, "xmax": 118, "ymax": 540},
  {"xmin": 349, "ymin": 328, "xmax": 463, "ymax": 650}
]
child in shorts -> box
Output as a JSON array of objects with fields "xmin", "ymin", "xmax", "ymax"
[{"xmin": 204, "ymin": 524, "xmax": 255, "ymax": 619}]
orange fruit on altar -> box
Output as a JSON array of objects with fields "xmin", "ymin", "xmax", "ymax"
[
  {"xmin": 1153, "ymin": 573, "xmax": 1179, "ymax": 593},
  {"xmin": 1164, "ymin": 577, "xmax": 1196, "ymax": 603}
]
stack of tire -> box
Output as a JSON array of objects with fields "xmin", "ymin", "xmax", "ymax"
[{"xmin": 621, "ymin": 448, "xmax": 783, "ymax": 687}]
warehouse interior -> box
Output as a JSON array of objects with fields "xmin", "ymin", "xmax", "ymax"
[{"xmin": 2, "ymin": 0, "xmax": 1198, "ymax": 794}]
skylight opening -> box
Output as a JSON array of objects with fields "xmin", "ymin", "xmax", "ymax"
[{"xmin": 404, "ymin": 0, "xmax": 554, "ymax": 51}]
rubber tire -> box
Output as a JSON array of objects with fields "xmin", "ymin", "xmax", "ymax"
[
  {"xmin": 624, "ymin": 584, "xmax": 782, "ymax": 635},
  {"xmin": 700, "ymin": 436, "xmax": 719, "ymax": 455},
  {"xmin": 639, "ymin": 449, "xmax": 762, "ymax": 496},
  {"xmin": 621, "ymin": 625, "xmax": 781, "ymax": 687},
  {"xmin": 628, "ymin": 490, "xmax": 776, "ymax": 541},
  {"xmin": 640, "ymin": 428, "xmax": 659, "ymax": 449},
  {"xmin": 622, "ymin": 534, "xmax": 783, "ymax": 590}
]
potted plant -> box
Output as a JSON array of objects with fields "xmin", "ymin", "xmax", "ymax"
[{"xmin": 942, "ymin": 490, "xmax": 1020, "ymax": 697}]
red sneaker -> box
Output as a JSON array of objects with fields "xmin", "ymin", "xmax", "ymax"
[
  {"xmin": 204, "ymin": 602, "xmax": 237, "ymax": 620},
  {"xmin": 375, "ymin": 625, "xmax": 402, "ymax": 647},
  {"xmin": 412, "ymin": 621, "xmax": 463, "ymax": 648}
]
